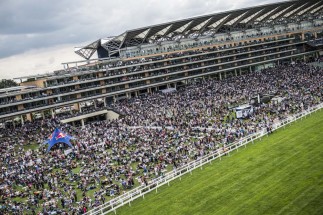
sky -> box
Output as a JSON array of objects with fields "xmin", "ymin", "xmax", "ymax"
[{"xmin": 0, "ymin": 0, "xmax": 282, "ymax": 80}]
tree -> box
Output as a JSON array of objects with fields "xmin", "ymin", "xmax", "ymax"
[{"xmin": 0, "ymin": 79, "xmax": 18, "ymax": 89}]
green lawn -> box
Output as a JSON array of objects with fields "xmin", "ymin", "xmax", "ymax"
[{"xmin": 115, "ymin": 109, "xmax": 323, "ymax": 215}]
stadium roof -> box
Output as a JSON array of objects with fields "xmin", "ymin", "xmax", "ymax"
[{"xmin": 75, "ymin": 0, "xmax": 323, "ymax": 59}]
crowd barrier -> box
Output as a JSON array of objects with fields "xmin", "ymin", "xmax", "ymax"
[{"xmin": 86, "ymin": 103, "xmax": 323, "ymax": 215}]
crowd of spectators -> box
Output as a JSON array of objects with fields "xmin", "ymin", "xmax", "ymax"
[{"xmin": 0, "ymin": 63, "xmax": 322, "ymax": 214}]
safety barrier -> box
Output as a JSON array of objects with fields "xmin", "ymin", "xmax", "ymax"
[{"xmin": 86, "ymin": 103, "xmax": 323, "ymax": 214}]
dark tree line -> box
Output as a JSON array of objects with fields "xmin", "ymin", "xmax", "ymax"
[{"xmin": 0, "ymin": 79, "xmax": 18, "ymax": 89}]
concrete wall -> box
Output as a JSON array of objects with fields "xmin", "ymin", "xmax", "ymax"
[
  {"xmin": 107, "ymin": 110, "xmax": 120, "ymax": 120},
  {"xmin": 20, "ymin": 79, "xmax": 46, "ymax": 88}
]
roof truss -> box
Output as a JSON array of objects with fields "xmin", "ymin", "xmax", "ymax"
[
  {"xmin": 311, "ymin": 3, "xmax": 323, "ymax": 15},
  {"xmin": 74, "ymin": 40, "xmax": 100, "ymax": 59},
  {"xmin": 297, "ymin": 1, "xmax": 320, "ymax": 16},
  {"xmin": 255, "ymin": 6, "xmax": 280, "ymax": 23},
  {"xmin": 267, "ymin": 4, "xmax": 295, "ymax": 21},
  {"xmin": 240, "ymin": 9, "xmax": 264, "ymax": 24},
  {"xmin": 75, "ymin": 0, "xmax": 322, "ymax": 59},
  {"xmin": 283, "ymin": 3, "xmax": 308, "ymax": 18}
]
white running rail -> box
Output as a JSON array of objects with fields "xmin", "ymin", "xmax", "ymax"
[{"xmin": 86, "ymin": 103, "xmax": 323, "ymax": 215}]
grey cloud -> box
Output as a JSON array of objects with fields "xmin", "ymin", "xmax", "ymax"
[
  {"xmin": 0, "ymin": 0, "xmax": 76, "ymax": 34},
  {"xmin": 0, "ymin": 0, "xmax": 282, "ymax": 59}
]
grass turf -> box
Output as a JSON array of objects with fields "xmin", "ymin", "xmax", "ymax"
[{"xmin": 115, "ymin": 109, "xmax": 323, "ymax": 215}]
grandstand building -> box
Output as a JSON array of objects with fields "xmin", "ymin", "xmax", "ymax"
[{"xmin": 0, "ymin": 0, "xmax": 322, "ymax": 127}]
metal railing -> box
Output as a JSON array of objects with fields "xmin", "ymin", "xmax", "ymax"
[
  {"xmin": 0, "ymin": 50, "xmax": 319, "ymax": 120},
  {"xmin": 85, "ymin": 102, "xmax": 323, "ymax": 214}
]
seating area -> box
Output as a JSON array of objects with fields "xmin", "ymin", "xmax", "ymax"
[
  {"xmin": 0, "ymin": 36, "xmax": 299, "ymax": 116},
  {"xmin": 0, "ymin": 62, "xmax": 322, "ymax": 214}
]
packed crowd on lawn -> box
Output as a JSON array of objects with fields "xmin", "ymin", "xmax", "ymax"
[{"xmin": 0, "ymin": 63, "xmax": 322, "ymax": 214}]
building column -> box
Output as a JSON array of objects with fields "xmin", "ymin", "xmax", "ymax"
[
  {"xmin": 103, "ymin": 98, "xmax": 107, "ymax": 107},
  {"xmin": 235, "ymin": 69, "xmax": 237, "ymax": 76},
  {"xmin": 73, "ymin": 103, "xmax": 81, "ymax": 113},
  {"xmin": 26, "ymin": 113, "xmax": 33, "ymax": 122},
  {"xmin": 41, "ymin": 112, "xmax": 45, "ymax": 120},
  {"xmin": 224, "ymin": 72, "xmax": 227, "ymax": 79},
  {"xmin": 79, "ymin": 104, "xmax": 82, "ymax": 113},
  {"xmin": 249, "ymin": 66, "xmax": 252, "ymax": 73},
  {"xmin": 106, "ymin": 113, "xmax": 109, "ymax": 121},
  {"xmin": 219, "ymin": 73, "xmax": 222, "ymax": 80},
  {"xmin": 21, "ymin": 115, "xmax": 24, "ymax": 125},
  {"xmin": 81, "ymin": 119, "xmax": 85, "ymax": 128},
  {"xmin": 51, "ymin": 109, "xmax": 55, "ymax": 118},
  {"xmin": 93, "ymin": 100, "xmax": 97, "ymax": 108}
]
